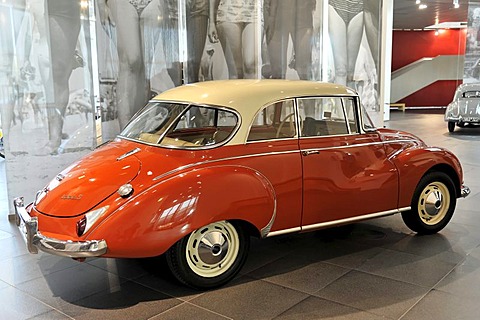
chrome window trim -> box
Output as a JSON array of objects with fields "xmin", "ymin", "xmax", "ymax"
[
  {"xmin": 245, "ymin": 137, "xmax": 299, "ymax": 145},
  {"xmin": 296, "ymin": 96, "xmax": 354, "ymax": 138},
  {"xmin": 244, "ymin": 94, "xmax": 359, "ymax": 144},
  {"xmin": 359, "ymin": 99, "xmax": 377, "ymax": 133},
  {"xmin": 266, "ymin": 207, "xmax": 411, "ymax": 237},
  {"xmin": 299, "ymin": 132, "xmax": 362, "ymax": 140},
  {"xmin": 342, "ymin": 96, "xmax": 361, "ymax": 134},
  {"xmin": 246, "ymin": 98, "xmax": 298, "ymax": 143}
]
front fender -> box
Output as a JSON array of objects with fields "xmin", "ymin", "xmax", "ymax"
[
  {"xmin": 87, "ymin": 165, "xmax": 276, "ymax": 258},
  {"xmin": 392, "ymin": 146, "xmax": 463, "ymax": 207}
]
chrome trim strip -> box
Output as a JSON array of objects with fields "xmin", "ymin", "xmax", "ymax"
[
  {"xmin": 153, "ymin": 150, "xmax": 300, "ymax": 181},
  {"xmin": 152, "ymin": 139, "xmax": 416, "ymax": 182},
  {"xmin": 461, "ymin": 185, "xmax": 470, "ymax": 198},
  {"xmin": 14, "ymin": 197, "xmax": 108, "ymax": 258},
  {"xmin": 265, "ymin": 207, "xmax": 410, "ymax": 237},
  {"xmin": 266, "ymin": 227, "xmax": 301, "ymax": 237},
  {"xmin": 260, "ymin": 200, "xmax": 277, "ymax": 238},
  {"xmin": 257, "ymin": 167, "xmax": 278, "ymax": 238},
  {"xmin": 301, "ymin": 209, "xmax": 401, "ymax": 232},
  {"xmin": 300, "ymin": 139, "xmax": 416, "ymax": 153},
  {"xmin": 117, "ymin": 147, "xmax": 141, "ymax": 161}
]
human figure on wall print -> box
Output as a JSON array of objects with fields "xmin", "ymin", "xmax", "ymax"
[
  {"xmin": 263, "ymin": 0, "xmax": 316, "ymax": 80},
  {"xmin": 43, "ymin": 0, "xmax": 81, "ymax": 154},
  {"xmin": 208, "ymin": 0, "xmax": 259, "ymax": 79},
  {"xmin": 97, "ymin": 0, "xmax": 161, "ymax": 130},
  {"xmin": 328, "ymin": 0, "xmax": 380, "ymax": 113},
  {"xmin": 163, "ymin": 0, "xmax": 209, "ymax": 84},
  {"xmin": 328, "ymin": 0, "xmax": 364, "ymax": 86}
]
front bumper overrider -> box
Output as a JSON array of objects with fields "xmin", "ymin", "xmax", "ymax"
[{"xmin": 14, "ymin": 197, "xmax": 107, "ymax": 258}]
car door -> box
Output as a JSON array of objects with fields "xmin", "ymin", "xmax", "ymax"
[{"xmin": 298, "ymin": 96, "xmax": 399, "ymax": 229}]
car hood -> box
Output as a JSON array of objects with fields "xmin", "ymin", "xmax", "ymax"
[{"xmin": 35, "ymin": 142, "xmax": 142, "ymax": 217}]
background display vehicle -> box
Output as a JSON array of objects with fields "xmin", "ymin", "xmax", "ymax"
[
  {"xmin": 15, "ymin": 80, "xmax": 470, "ymax": 289},
  {"xmin": 445, "ymin": 83, "xmax": 480, "ymax": 132}
]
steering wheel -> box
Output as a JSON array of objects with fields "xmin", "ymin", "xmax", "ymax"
[{"xmin": 276, "ymin": 112, "xmax": 297, "ymax": 138}]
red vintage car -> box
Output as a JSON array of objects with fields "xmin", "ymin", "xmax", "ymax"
[{"xmin": 15, "ymin": 80, "xmax": 470, "ymax": 289}]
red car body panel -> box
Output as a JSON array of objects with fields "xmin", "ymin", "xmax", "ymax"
[{"xmin": 299, "ymin": 132, "xmax": 399, "ymax": 226}]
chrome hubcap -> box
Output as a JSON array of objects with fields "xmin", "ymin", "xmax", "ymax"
[
  {"xmin": 186, "ymin": 221, "xmax": 239, "ymax": 278},
  {"xmin": 197, "ymin": 231, "xmax": 228, "ymax": 264},
  {"xmin": 418, "ymin": 182, "xmax": 450, "ymax": 225},
  {"xmin": 424, "ymin": 190, "xmax": 443, "ymax": 215}
]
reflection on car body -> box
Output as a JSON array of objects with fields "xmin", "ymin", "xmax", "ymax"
[{"xmin": 15, "ymin": 80, "xmax": 470, "ymax": 289}]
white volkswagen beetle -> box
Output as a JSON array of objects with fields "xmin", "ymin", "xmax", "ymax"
[{"xmin": 445, "ymin": 83, "xmax": 480, "ymax": 132}]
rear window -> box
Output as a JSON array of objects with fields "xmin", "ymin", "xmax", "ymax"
[
  {"xmin": 120, "ymin": 102, "xmax": 239, "ymax": 149},
  {"xmin": 462, "ymin": 91, "xmax": 480, "ymax": 99}
]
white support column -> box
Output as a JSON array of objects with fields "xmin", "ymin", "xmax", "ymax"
[{"xmin": 380, "ymin": 0, "xmax": 394, "ymax": 122}]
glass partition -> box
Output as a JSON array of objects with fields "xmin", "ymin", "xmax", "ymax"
[
  {"xmin": 0, "ymin": 0, "xmax": 383, "ymax": 214},
  {"xmin": 0, "ymin": 0, "xmax": 96, "ymax": 207}
]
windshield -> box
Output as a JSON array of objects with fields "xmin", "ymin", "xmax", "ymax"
[
  {"xmin": 360, "ymin": 105, "xmax": 376, "ymax": 131},
  {"xmin": 120, "ymin": 101, "xmax": 239, "ymax": 148}
]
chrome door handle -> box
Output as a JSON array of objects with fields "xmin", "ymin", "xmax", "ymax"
[{"xmin": 302, "ymin": 150, "xmax": 320, "ymax": 156}]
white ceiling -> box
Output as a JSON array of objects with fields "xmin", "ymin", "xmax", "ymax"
[{"xmin": 394, "ymin": 0, "xmax": 468, "ymax": 29}]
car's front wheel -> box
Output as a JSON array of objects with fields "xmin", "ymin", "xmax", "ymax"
[
  {"xmin": 401, "ymin": 172, "xmax": 456, "ymax": 234},
  {"xmin": 448, "ymin": 121, "xmax": 455, "ymax": 132},
  {"xmin": 166, "ymin": 221, "xmax": 249, "ymax": 289}
]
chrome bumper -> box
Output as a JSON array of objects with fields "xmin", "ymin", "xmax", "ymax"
[
  {"xmin": 13, "ymin": 197, "xmax": 108, "ymax": 258},
  {"xmin": 461, "ymin": 185, "xmax": 471, "ymax": 198}
]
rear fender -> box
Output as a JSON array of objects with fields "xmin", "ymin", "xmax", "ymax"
[{"xmin": 87, "ymin": 165, "xmax": 276, "ymax": 258}]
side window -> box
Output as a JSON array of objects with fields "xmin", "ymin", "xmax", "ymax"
[
  {"xmin": 298, "ymin": 97, "xmax": 349, "ymax": 137},
  {"xmin": 247, "ymin": 100, "xmax": 296, "ymax": 142}
]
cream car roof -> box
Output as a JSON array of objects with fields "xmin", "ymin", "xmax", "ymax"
[{"xmin": 153, "ymin": 79, "xmax": 358, "ymax": 146}]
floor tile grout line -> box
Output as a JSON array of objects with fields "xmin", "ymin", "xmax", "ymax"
[
  {"xmin": 146, "ymin": 300, "xmax": 234, "ymax": 320},
  {"xmin": 3, "ymin": 281, "xmax": 75, "ymax": 320},
  {"xmin": 128, "ymin": 275, "xmax": 207, "ymax": 303},
  {"xmin": 397, "ymin": 256, "xmax": 465, "ymax": 320}
]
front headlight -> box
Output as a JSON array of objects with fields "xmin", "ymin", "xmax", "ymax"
[{"xmin": 76, "ymin": 206, "xmax": 109, "ymax": 236}]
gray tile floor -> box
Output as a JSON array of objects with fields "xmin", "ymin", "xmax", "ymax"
[{"xmin": 1, "ymin": 110, "xmax": 480, "ymax": 319}]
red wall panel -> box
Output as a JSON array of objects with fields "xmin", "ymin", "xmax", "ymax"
[
  {"xmin": 392, "ymin": 29, "xmax": 466, "ymax": 71},
  {"xmin": 400, "ymin": 80, "xmax": 462, "ymax": 107},
  {"xmin": 392, "ymin": 29, "xmax": 466, "ymax": 106}
]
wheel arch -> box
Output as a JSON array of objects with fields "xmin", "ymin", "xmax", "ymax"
[
  {"xmin": 394, "ymin": 147, "xmax": 463, "ymax": 207},
  {"xmin": 424, "ymin": 163, "xmax": 461, "ymax": 198}
]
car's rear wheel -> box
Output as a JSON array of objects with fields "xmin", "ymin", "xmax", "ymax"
[
  {"xmin": 401, "ymin": 172, "xmax": 456, "ymax": 234},
  {"xmin": 447, "ymin": 121, "xmax": 455, "ymax": 132},
  {"xmin": 166, "ymin": 221, "xmax": 249, "ymax": 289}
]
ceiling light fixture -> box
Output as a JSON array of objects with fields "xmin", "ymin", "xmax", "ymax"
[
  {"xmin": 419, "ymin": 4, "xmax": 428, "ymax": 9},
  {"xmin": 416, "ymin": 0, "xmax": 421, "ymax": 4}
]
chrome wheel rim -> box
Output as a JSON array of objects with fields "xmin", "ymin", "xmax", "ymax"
[
  {"xmin": 186, "ymin": 221, "xmax": 239, "ymax": 278},
  {"xmin": 418, "ymin": 181, "xmax": 450, "ymax": 225}
]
